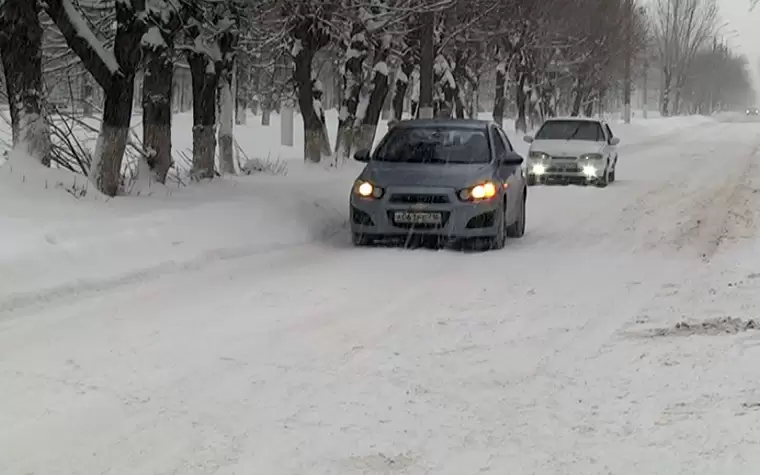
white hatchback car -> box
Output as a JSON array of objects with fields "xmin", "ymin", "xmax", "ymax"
[{"xmin": 523, "ymin": 117, "xmax": 619, "ymax": 187}]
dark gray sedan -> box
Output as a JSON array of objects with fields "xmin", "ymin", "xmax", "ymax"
[{"xmin": 349, "ymin": 119, "xmax": 527, "ymax": 249}]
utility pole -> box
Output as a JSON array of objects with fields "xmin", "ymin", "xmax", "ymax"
[
  {"xmin": 623, "ymin": 0, "xmax": 633, "ymax": 123},
  {"xmin": 418, "ymin": 11, "xmax": 434, "ymax": 119}
]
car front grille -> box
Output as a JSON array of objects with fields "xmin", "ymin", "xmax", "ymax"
[
  {"xmin": 547, "ymin": 163, "xmax": 579, "ymax": 172},
  {"xmin": 388, "ymin": 193, "xmax": 450, "ymax": 204}
]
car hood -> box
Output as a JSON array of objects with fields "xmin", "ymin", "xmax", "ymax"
[
  {"xmin": 361, "ymin": 162, "xmax": 493, "ymax": 188},
  {"xmin": 530, "ymin": 140, "xmax": 605, "ymax": 158}
]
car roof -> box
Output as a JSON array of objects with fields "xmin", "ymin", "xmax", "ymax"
[
  {"xmin": 543, "ymin": 116, "xmax": 604, "ymax": 124},
  {"xmin": 393, "ymin": 118, "xmax": 492, "ymax": 130}
]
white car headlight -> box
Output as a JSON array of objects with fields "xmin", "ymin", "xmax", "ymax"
[
  {"xmin": 353, "ymin": 180, "xmax": 384, "ymax": 199},
  {"xmin": 531, "ymin": 164, "xmax": 547, "ymax": 175},
  {"xmin": 529, "ymin": 151, "xmax": 551, "ymax": 160},
  {"xmin": 582, "ymin": 165, "xmax": 598, "ymax": 177}
]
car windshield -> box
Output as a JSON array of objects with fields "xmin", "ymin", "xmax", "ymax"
[
  {"xmin": 373, "ymin": 126, "xmax": 490, "ymax": 164},
  {"xmin": 535, "ymin": 120, "xmax": 605, "ymax": 141}
]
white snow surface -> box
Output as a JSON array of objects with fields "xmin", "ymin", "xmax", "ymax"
[{"xmin": 3, "ymin": 111, "xmax": 760, "ymax": 474}]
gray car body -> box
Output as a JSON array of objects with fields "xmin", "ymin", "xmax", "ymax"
[{"xmin": 349, "ymin": 119, "xmax": 526, "ymax": 242}]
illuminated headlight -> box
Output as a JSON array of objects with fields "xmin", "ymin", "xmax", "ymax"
[
  {"xmin": 353, "ymin": 180, "xmax": 384, "ymax": 198},
  {"xmin": 458, "ymin": 181, "xmax": 498, "ymax": 201},
  {"xmin": 582, "ymin": 165, "xmax": 598, "ymax": 177},
  {"xmin": 531, "ymin": 164, "xmax": 547, "ymax": 175}
]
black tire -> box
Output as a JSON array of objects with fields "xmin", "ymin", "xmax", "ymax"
[
  {"xmin": 595, "ymin": 167, "xmax": 609, "ymax": 188},
  {"xmin": 609, "ymin": 168, "xmax": 616, "ymax": 182},
  {"xmin": 527, "ymin": 174, "xmax": 537, "ymax": 186},
  {"xmin": 506, "ymin": 192, "xmax": 526, "ymax": 238},
  {"xmin": 488, "ymin": 202, "xmax": 507, "ymax": 250},
  {"xmin": 352, "ymin": 233, "xmax": 374, "ymax": 246}
]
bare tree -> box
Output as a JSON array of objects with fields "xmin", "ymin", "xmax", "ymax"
[
  {"xmin": 0, "ymin": 0, "xmax": 51, "ymax": 164},
  {"xmin": 651, "ymin": 0, "xmax": 717, "ymax": 115}
]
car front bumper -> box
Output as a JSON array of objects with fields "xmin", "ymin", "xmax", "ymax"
[
  {"xmin": 349, "ymin": 185, "xmax": 503, "ymax": 239},
  {"xmin": 527, "ymin": 161, "xmax": 605, "ymax": 183}
]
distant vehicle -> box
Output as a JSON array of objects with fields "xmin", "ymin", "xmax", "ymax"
[
  {"xmin": 524, "ymin": 117, "xmax": 620, "ymax": 187},
  {"xmin": 746, "ymin": 107, "xmax": 759, "ymax": 116},
  {"xmin": 349, "ymin": 119, "xmax": 527, "ymax": 249}
]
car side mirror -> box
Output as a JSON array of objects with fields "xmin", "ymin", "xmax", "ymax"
[
  {"xmin": 523, "ymin": 135, "xmax": 534, "ymax": 143},
  {"xmin": 609, "ymin": 137, "xmax": 620, "ymax": 146},
  {"xmin": 353, "ymin": 148, "xmax": 371, "ymax": 162},
  {"xmin": 501, "ymin": 152, "xmax": 523, "ymax": 166}
]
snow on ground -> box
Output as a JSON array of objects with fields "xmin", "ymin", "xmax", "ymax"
[{"xmin": 3, "ymin": 111, "xmax": 760, "ymax": 474}]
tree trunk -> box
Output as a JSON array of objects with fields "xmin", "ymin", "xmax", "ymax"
[
  {"xmin": 44, "ymin": 0, "xmax": 142, "ymax": 195},
  {"xmin": 217, "ymin": 24, "xmax": 239, "ymax": 176},
  {"xmin": 91, "ymin": 1, "xmax": 142, "ymax": 196},
  {"xmin": 189, "ymin": 53, "xmax": 218, "ymax": 178},
  {"xmin": 335, "ymin": 23, "xmax": 369, "ymax": 162},
  {"xmin": 218, "ymin": 77, "xmax": 237, "ymax": 174},
  {"xmin": 355, "ymin": 40, "xmax": 391, "ymax": 152},
  {"xmin": 515, "ymin": 73, "xmax": 528, "ymax": 133},
  {"xmin": 235, "ymin": 62, "xmax": 249, "ymax": 125},
  {"xmin": 293, "ymin": 45, "xmax": 324, "ymax": 163},
  {"xmin": 392, "ymin": 55, "xmax": 414, "ymax": 120},
  {"xmin": 142, "ymin": 34, "xmax": 174, "ymax": 183},
  {"xmin": 0, "ymin": 0, "xmax": 50, "ymax": 164},
  {"xmin": 493, "ymin": 62, "xmax": 507, "ymax": 126}
]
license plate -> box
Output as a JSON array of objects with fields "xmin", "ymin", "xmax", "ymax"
[{"xmin": 393, "ymin": 211, "xmax": 442, "ymax": 225}]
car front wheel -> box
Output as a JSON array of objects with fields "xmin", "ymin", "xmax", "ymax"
[
  {"xmin": 488, "ymin": 203, "xmax": 507, "ymax": 250},
  {"xmin": 506, "ymin": 193, "xmax": 526, "ymax": 238}
]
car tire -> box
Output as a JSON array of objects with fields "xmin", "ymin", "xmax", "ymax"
[
  {"xmin": 506, "ymin": 192, "xmax": 526, "ymax": 238},
  {"xmin": 595, "ymin": 168, "xmax": 609, "ymax": 188},
  {"xmin": 352, "ymin": 233, "xmax": 374, "ymax": 246},
  {"xmin": 488, "ymin": 203, "xmax": 507, "ymax": 250},
  {"xmin": 609, "ymin": 168, "xmax": 616, "ymax": 182},
  {"xmin": 527, "ymin": 175, "xmax": 537, "ymax": 186}
]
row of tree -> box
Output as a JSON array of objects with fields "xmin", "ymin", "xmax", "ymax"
[{"xmin": 0, "ymin": 0, "xmax": 753, "ymax": 197}]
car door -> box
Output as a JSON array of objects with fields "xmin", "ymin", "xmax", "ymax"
[
  {"xmin": 603, "ymin": 122, "xmax": 618, "ymax": 169},
  {"xmin": 492, "ymin": 126, "xmax": 520, "ymax": 222}
]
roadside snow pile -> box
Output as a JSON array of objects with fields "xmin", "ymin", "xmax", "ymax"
[{"xmin": 0, "ymin": 164, "xmax": 353, "ymax": 309}]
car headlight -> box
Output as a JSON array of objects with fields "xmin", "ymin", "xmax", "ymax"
[
  {"xmin": 458, "ymin": 181, "xmax": 498, "ymax": 201},
  {"xmin": 353, "ymin": 180, "xmax": 384, "ymax": 199},
  {"xmin": 580, "ymin": 153, "xmax": 604, "ymax": 160},
  {"xmin": 531, "ymin": 163, "xmax": 547, "ymax": 175},
  {"xmin": 582, "ymin": 165, "xmax": 598, "ymax": 176},
  {"xmin": 529, "ymin": 151, "xmax": 550, "ymax": 160}
]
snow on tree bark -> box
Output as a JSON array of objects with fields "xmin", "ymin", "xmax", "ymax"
[
  {"xmin": 335, "ymin": 23, "xmax": 369, "ymax": 164},
  {"xmin": 235, "ymin": 61, "xmax": 249, "ymax": 125},
  {"xmin": 217, "ymin": 13, "xmax": 239, "ymax": 176},
  {"xmin": 392, "ymin": 51, "xmax": 414, "ymax": 121},
  {"xmin": 44, "ymin": 0, "xmax": 143, "ymax": 196},
  {"xmin": 355, "ymin": 36, "xmax": 391, "ymax": 152},
  {"xmin": 141, "ymin": 13, "xmax": 177, "ymax": 185},
  {"xmin": 188, "ymin": 52, "xmax": 218, "ymax": 179},
  {"xmin": 492, "ymin": 60, "xmax": 507, "ymax": 126},
  {"xmin": 0, "ymin": 0, "xmax": 51, "ymax": 165},
  {"xmin": 293, "ymin": 40, "xmax": 328, "ymax": 163}
]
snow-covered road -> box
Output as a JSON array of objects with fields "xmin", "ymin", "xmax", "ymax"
[{"xmin": 4, "ymin": 116, "xmax": 760, "ymax": 474}]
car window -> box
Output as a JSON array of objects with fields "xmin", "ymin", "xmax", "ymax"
[
  {"xmin": 491, "ymin": 128, "xmax": 507, "ymax": 158},
  {"xmin": 496, "ymin": 127, "xmax": 514, "ymax": 152},
  {"xmin": 373, "ymin": 126, "xmax": 491, "ymax": 164},
  {"xmin": 535, "ymin": 120, "xmax": 605, "ymax": 142}
]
